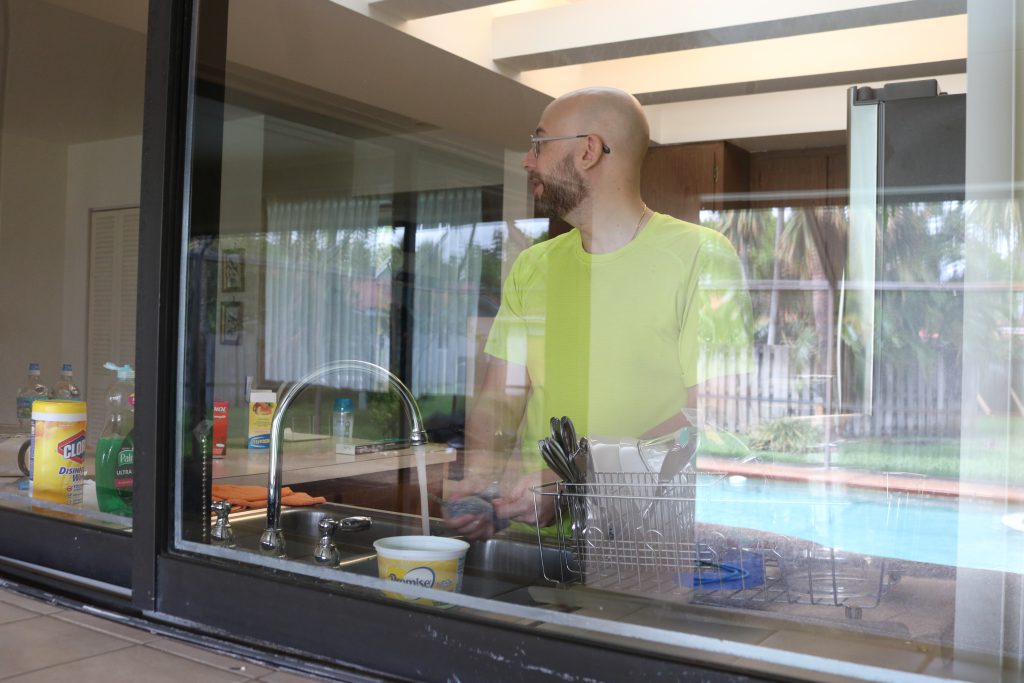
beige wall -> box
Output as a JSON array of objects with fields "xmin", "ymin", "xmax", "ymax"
[
  {"xmin": 0, "ymin": 133, "xmax": 141, "ymax": 425},
  {"xmin": 0, "ymin": 1, "xmax": 145, "ymax": 424},
  {"xmin": 64, "ymin": 135, "xmax": 143, "ymax": 394},
  {"xmin": 0, "ymin": 133, "xmax": 68, "ymax": 423},
  {"xmin": 214, "ymin": 116, "xmax": 266, "ymax": 412}
]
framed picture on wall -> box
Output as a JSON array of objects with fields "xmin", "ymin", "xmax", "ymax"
[
  {"xmin": 219, "ymin": 301, "xmax": 243, "ymax": 345},
  {"xmin": 221, "ymin": 248, "xmax": 245, "ymax": 293}
]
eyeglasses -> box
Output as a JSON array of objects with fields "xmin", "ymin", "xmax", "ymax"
[{"xmin": 529, "ymin": 133, "xmax": 611, "ymax": 158}]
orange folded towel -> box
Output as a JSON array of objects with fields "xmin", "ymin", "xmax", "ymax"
[
  {"xmin": 281, "ymin": 491, "xmax": 327, "ymax": 507},
  {"xmin": 212, "ymin": 484, "xmax": 326, "ymax": 510}
]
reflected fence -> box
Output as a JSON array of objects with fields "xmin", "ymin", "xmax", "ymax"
[{"xmin": 699, "ymin": 343, "xmax": 963, "ymax": 439}]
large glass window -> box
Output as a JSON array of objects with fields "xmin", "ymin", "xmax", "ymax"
[
  {"xmin": 0, "ymin": 0, "xmax": 148, "ymax": 531},
  {"xmin": 174, "ymin": 2, "xmax": 1021, "ymax": 680}
]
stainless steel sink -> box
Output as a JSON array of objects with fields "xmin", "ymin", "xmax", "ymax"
[{"xmin": 225, "ymin": 503, "xmax": 567, "ymax": 598}]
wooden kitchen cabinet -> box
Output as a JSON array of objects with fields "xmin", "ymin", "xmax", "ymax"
[
  {"xmin": 300, "ymin": 464, "xmax": 449, "ymax": 517},
  {"xmin": 748, "ymin": 146, "xmax": 847, "ymax": 207},
  {"xmin": 550, "ymin": 140, "xmax": 841, "ymax": 232},
  {"xmin": 641, "ymin": 141, "xmax": 750, "ymax": 222},
  {"xmin": 211, "ymin": 442, "xmax": 457, "ymax": 517}
]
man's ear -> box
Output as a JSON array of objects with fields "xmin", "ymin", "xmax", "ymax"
[{"xmin": 578, "ymin": 134, "xmax": 606, "ymax": 170}]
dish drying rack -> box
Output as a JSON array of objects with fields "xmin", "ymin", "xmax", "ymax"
[
  {"xmin": 530, "ymin": 418, "xmax": 901, "ymax": 614},
  {"xmin": 531, "ymin": 471, "xmax": 789, "ymax": 606}
]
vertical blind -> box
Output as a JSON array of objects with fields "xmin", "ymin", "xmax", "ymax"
[
  {"xmin": 264, "ymin": 189, "xmax": 482, "ymax": 397},
  {"xmin": 412, "ymin": 188, "xmax": 483, "ymax": 396},
  {"xmin": 264, "ymin": 196, "xmax": 392, "ymax": 391},
  {"xmin": 86, "ymin": 207, "xmax": 139, "ymax": 445}
]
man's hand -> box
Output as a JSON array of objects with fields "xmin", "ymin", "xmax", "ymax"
[
  {"xmin": 492, "ymin": 469, "xmax": 557, "ymax": 527},
  {"xmin": 442, "ymin": 475, "xmax": 499, "ymax": 541},
  {"xmin": 442, "ymin": 467, "xmax": 560, "ymax": 539},
  {"xmin": 444, "ymin": 510, "xmax": 496, "ymax": 541}
]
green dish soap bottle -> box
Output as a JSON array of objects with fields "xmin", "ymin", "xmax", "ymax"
[
  {"xmin": 112, "ymin": 428, "xmax": 135, "ymax": 511},
  {"xmin": 96, "ymin": 362, "xmax": 134, "ymax": 516}
]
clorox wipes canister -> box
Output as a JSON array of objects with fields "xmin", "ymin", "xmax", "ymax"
[{"xmin": 30, "ymin": 400, "xmax": 87, "ymax": 505}]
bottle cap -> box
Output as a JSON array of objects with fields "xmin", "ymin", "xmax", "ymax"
[
  {"xmin": 104, "ymin": 361, "xmax": 135, "ymax": 380},
  {"xmin": 29, "ymin": 362, "xmax": 40, "ymax": 374},
  {"xmin": 334, "ymin": 398, "xmax": 353, "ymax": 412},
  {"xmin": 62, "ymin": 363, "xmax": 73, "ymax": 374}
]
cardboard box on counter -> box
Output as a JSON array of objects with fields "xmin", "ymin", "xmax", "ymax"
[
  {"xmin": 212, "ymin": 400, "xmax": 228, "ymax": 457},
  {"xmin": 247, "ymin": 390, "xmax": 276, "ymax": 449}
]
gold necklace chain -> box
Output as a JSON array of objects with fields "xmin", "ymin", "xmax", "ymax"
[{"xmin": 630, "ymin": 203, "xmax": 649, "ymax": 242}]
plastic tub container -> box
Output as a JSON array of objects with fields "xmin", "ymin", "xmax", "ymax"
[
  {"xmin": 30, "ymin": 400, "xmax": 88, "ymax": 505},
  {"xmin": 373, "ymin": 536, "xmax": 470, "ymax": 603}
]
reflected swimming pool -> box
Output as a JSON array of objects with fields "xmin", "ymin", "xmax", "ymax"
[{"xmin": 696, "ymin": 476, "xmax": 1024, "ymax": 573}]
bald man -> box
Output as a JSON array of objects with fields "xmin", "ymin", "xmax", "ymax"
[{"xmin": 447, "ymin": 88, "xmax": 752, "ymax": 539}]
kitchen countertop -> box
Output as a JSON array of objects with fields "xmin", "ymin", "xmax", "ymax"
[
  {"xmin": 0, "ymin": 431, "xmax": 455, "ymax": 488},
  {"xmin": 211, "ymin": 439, "xmax": 456, "ymax": 486},
  {"xmin": 0, "ymin": 435, "xmax": 455, "ymax": 525}
]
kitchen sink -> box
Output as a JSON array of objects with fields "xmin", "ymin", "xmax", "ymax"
[{"xmin": 225, "ymin": 503, "xmax": 567, "ymax": 599}]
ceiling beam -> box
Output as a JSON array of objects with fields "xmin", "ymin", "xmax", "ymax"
[
  {"xmin": 645, "ymin": 72, "xmax": 966, "ymax": 145},
  {"xmin": 518, "ymin": 16, "xmax": 966, "ymax": 100},
  {"xmin": 370, "ymin": 0, "xmax": 514, "ymax": 21},
  {"xmin": 494, "ymin": 0, "xmax": 965, "ymax": 71},
  {"xmin": 635, "ymin": 59, "xmax": 966, "ymax": 105}
]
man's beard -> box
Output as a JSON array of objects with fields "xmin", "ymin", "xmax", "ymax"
[{"xmin": 533, "ymin": 154, "xmax": 588, "ymax": 219}]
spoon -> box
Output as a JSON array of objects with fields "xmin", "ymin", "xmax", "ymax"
[
  {"xmin": 539, "ymin": 438, "xmax": 574, "ymax": 483},
  {"xmin": 559, "ymin": 416, "xmax": 578, "ymax": 455},
  {"xmin": 572, "ymin": 437, "xmax": 590, "ymax": 480},
  {"xmin": 539, "ymin": 433, "xmax": 587, "ymax": 534},
  {"xmin": 641, "ymin": 430, "xmax": 698, "ymax": 523}
]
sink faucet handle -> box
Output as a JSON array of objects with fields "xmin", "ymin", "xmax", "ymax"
[
  {"xmin": 337, "ymin": 516, "xmax": 372, "ymax": 532},
  {"xmin": 314, "ymin": 517, "xmax": 341, "ymax": 565},
  {"xmin": 211, "ymin": 500, "xmax": 235, "ymax": 544}
]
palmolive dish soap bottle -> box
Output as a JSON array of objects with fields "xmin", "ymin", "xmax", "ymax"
[{"xmin": 95, "ymin": 362, "xmax": 134, "ymax": 516}]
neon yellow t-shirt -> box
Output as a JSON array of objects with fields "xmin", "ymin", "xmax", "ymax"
[{"xmin": 484, "ymin": 213, "xmax": 752, "ymax": 469}]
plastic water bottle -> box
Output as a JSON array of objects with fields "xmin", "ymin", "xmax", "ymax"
[
  {"xmin": 16, "ymin": 362, "xmax": 49, "ymax": 431},
  {"xmin": 332, "ymin": 398, "xmax": 354, "ymax": 439},
  {"xmin": 50, "ymin": 363, "xmax": 82, "ymax": 401}
]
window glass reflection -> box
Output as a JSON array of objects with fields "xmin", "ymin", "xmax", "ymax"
[
  {"xmin": 0, "ymin": 1, "xmax": 146, "ymax": 529},
  {"xmin": 174, "ymin": 1, "xmax": 1021, "ymax": 680}
]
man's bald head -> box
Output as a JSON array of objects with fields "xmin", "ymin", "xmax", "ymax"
[{"xmin": 544, "ymin": 87, "xmax": 650, "ymax": 168}]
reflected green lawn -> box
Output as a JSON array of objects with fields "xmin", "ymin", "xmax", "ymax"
[{"xmin": 704, "ymin": 416, "xmax": 1023, "ymax": 485}]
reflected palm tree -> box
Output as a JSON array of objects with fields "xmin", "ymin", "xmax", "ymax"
[
  {"xmin": 721, "ymin": 208, "xmax": 772, "ymax": 283},
  {"xmin": 781, "ymin": 206, "xmax": 847, "ymax": 375},
  {"xmin": 716, "ymin": 205, "xmax": 846, "ymax": 372},
  {"xmin": 963, "ymin": 198, "xmax": 1023, "ymax": 367}
]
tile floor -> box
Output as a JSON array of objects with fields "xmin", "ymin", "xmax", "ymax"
[{"xmin": 0, "ymin": 584, "xmax": 335, "ymax": 682}]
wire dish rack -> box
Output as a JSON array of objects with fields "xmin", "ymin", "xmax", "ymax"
[
  {"xmin": 532, "ymin": 471, "xmax": 916, "ymax": 614},
  {"xmin": 532, "ymin": 471, "xmax": 790, "ymax": 603}
]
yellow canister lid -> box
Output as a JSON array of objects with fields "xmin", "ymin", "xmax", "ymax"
[{"xmin": 32, "ymin": 400, "xmax": 88, "ymax": 420}]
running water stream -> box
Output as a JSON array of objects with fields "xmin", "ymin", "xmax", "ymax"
[{"xmin": 416, "ymin": 447, "xmax": 429, "ymax": 535}]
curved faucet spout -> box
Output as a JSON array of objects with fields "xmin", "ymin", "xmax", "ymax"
[{"xmin": 259, "ymin": 360, "xmax": 427, "ymax": 555}]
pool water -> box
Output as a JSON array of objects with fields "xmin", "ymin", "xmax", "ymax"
[{"xmin": 696, "ymin": 476, "xmax": 1024, "ymax": 573}]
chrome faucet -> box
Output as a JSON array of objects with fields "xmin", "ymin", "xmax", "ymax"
[{"xmin": 259, "ymin": 360, "xmax": 428, "ymax": 555}]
